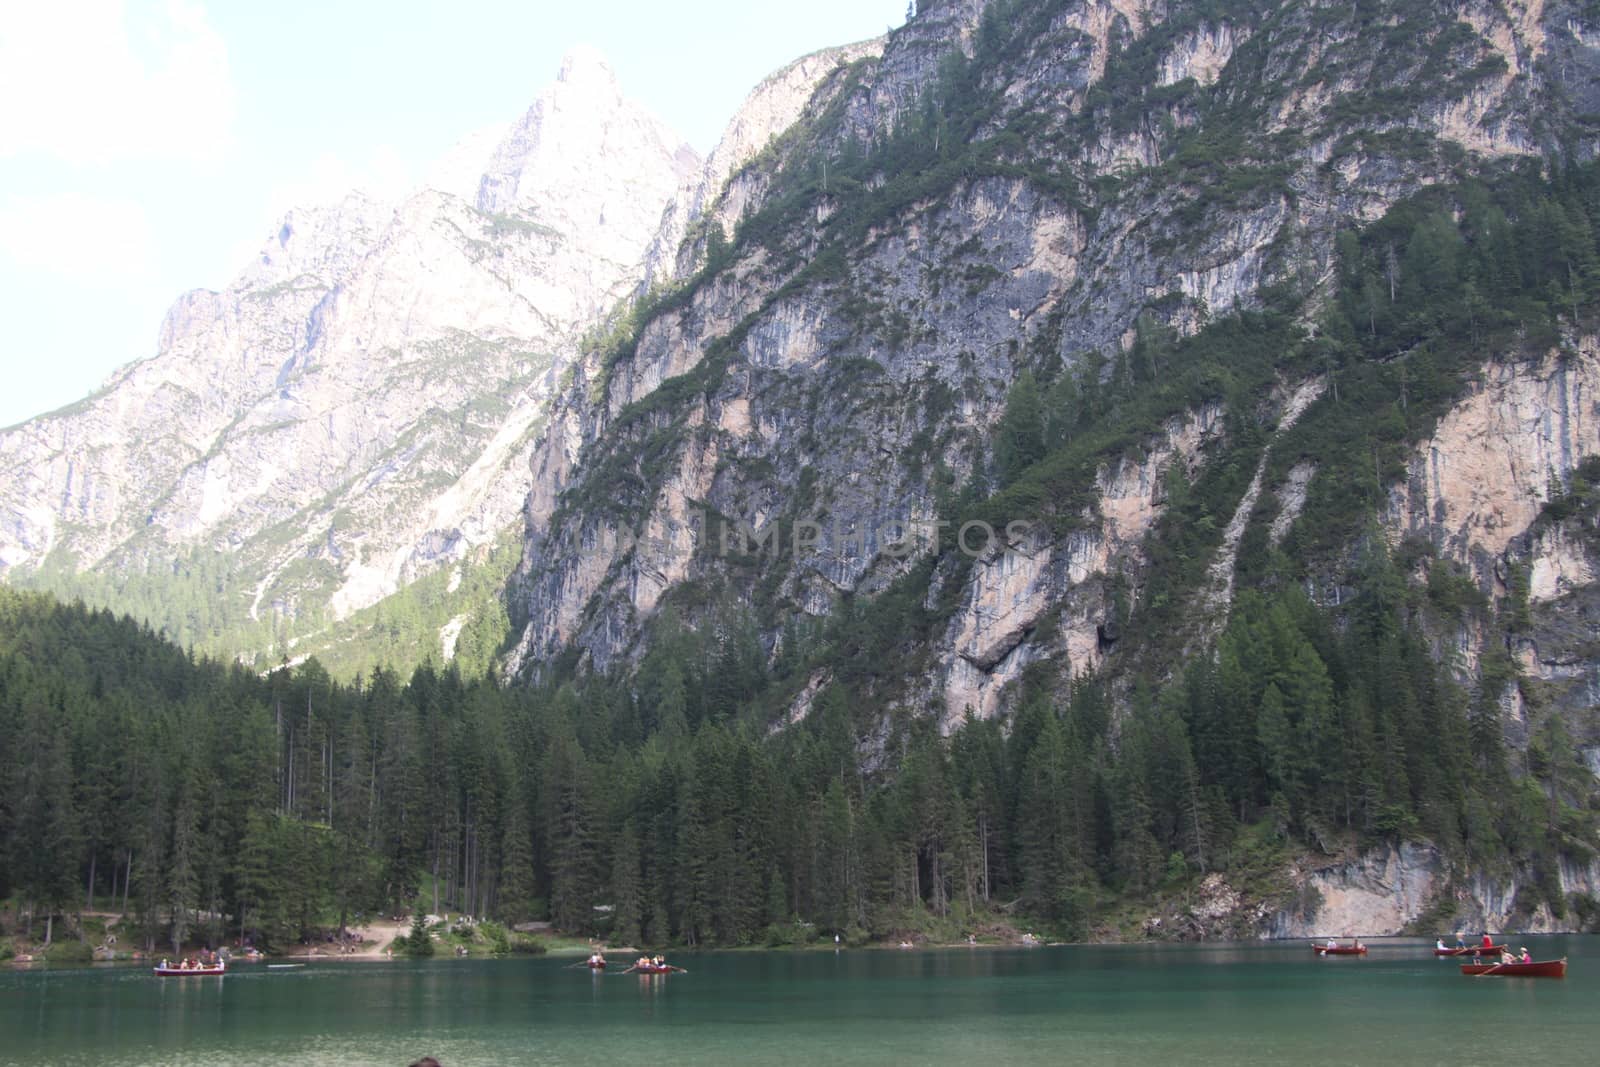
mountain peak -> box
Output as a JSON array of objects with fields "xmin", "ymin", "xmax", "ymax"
[{"xmin": 555, "ymin": 45, "xmax": 619, "ymax": 93}]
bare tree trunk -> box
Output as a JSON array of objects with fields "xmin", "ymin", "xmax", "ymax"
[
  {"xmin": 287, "ymin": 724, "xmax": 295, "ymax": 817},
  {"xmin": 431, "ymin": 835, "xmax": 440, "ymax": 917},
  {"xmin": 367, "ymin": 739, "xmax": 378, "ymax": 848},
  {"xmin": 972, "ymin": 812, "xmax": 985, "ymax": 908},
  {"xmin": 87, "ymin": 852, "xmax": 97, "ymax": 913}
]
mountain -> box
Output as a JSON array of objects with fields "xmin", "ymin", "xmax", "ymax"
[
  {"xmin": 0, "ymin": 45, "xmax": 865, "ymax": 675},
  {"xmin": 7, "ymin": 0, "xmax": 1600, "ymax": 944},
  {"xmin": 506, "ymin": 0, "xmax": 1600, "ymax": 713},
  {"xmin": 498, "ymin": 0, "xmax": 1600, "ymax": 934}
]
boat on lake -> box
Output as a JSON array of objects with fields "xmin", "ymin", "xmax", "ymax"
[
  {"xmin": 1311, "ymin": 943, "xmax": 1367, "ymax": 956},
  {"xmin": 153, "ymin": 962, "xmax": 225, "ymax": 977},
  {"xmin": 1459, "ymin": 958, "xmax": 1567, "ymax": 978},
  {"xmin": 1435, "ymin": 944, "xmax": 1505, "ymax": 956}
]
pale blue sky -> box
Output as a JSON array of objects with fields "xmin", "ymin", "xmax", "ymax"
[{"xmin": 0, "ymin": 0, "xmax": 907, "ymax": 428}]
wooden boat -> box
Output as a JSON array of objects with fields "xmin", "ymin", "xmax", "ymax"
[
  {"xmin": 1435, "ymin": 944, "xmax": 1505, "ymax": 957},
  {"xmin": 1311, "ymin": 943, "xmax": 1367, "ymax": 956},
  {"xmin": 587, "ymin": 960, "xmax": 607, "ymax": 970},
  {"xmin": 153, "ymin": 963, "xmax": 225, "ymax": 977},
  {"xmin": 1459, "ymin": 957, "xmax": 1567, "ymax": 978},
  {"xmin": 628, "ymin": 962, "xmax": 681, "ymax": 974}
]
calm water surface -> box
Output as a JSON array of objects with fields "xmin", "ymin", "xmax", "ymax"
[{"xmin": 3, "ymin": 937, "xmax": 1596, "ymax": 1066}]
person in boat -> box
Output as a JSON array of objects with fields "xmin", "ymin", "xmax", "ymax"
[
  {"xmin": 1520, "ymin": 946, "xmax": 1532, "ymax": 963},
  {"xmin": 1436, "ymin": 939, "xmax": 1446, "ymax": 951},
  {"xmin": 1455, "ymin": 935, "xmax": 1466, "ymax": 950},
  {"xmin": 1481, "ymin": 932, "xmax": 1494, "ymax": 949},
  {"xmin": 1471, "ymin": 952, "xmax": 1483, "ymax": 965},
  {"xmin": 1499, "ymin": 947, "xmax": 1516, "ymax": 965},
  {"xmin": 1326, "ymin": 937, "xmax": 1338, "ymax": 950}
]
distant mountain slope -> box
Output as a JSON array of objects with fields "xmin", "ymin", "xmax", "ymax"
[{"xmin": 0, "ymin": 43, "xmax": 878, "ymax": 673}]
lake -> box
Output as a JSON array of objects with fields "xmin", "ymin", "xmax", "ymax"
[{"xmin": 3, "ymin": 937, "xmax": 1596, "ymax": 1065}]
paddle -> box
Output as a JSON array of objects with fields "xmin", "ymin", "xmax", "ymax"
[{"xmin": 1474, "ymin": 960, "xmax": 1507, "ymax": 977}]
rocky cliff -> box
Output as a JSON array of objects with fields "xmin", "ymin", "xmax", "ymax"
[
  {"xmin": 507, "ymin": 0, "xmax": 1600, "ymax": 693},
  {"xmin": 1142, "ymin": 837, "xmax": 1600, "ymax": 939}
]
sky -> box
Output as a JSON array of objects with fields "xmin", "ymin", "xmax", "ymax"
[{"xmin": 0, "ymin": 0, "xmax": 908, "ymax": 429}]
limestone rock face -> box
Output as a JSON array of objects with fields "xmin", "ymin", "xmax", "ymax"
[
  {"xmin": 0, "ymin": 49, "xmax": 700, "ymax": 653},
  {"xmin": 1390, "ymin": 347, "xmax": 1600, "ymax": 575},
  {"xmin": 1266, "ymin": 841, "xmax": 1600, "ymax": 938},
  {"xmin": 478, "ymin": 47, "xmax": 701, "ymax": 268},
  {"xmin": 507, "ymin": 0, "xmax": 1600, "ymax": 720},
  {"xmin": 643, "ymin": 36, "xmax": 888, "ymax": 288}
]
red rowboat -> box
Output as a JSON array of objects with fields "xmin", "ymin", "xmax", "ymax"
[
  {"xmin": 1435, "ymin": 944, "xmax": 1505, "ymax": 957},
  {"xmin": 630, "ymin": 963, "xmax": 680, "ymax": 974},
  {"xmin": 1311, "ymin": 943, "xmax": 1367, "ymax": 956},
  {"xmin": 588, "ymin": 960, "xmax": 607, "ymax": 970},
  {"xmin": 153, "ymin": 964, "xmax": 225, "ymax": 976},
  {"xmin": 1460, "ymin": 958, "xmax": 1567, "ymax": 978}
]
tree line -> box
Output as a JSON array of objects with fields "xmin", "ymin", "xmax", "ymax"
[{"xmin": 2, "ymin": 547, "xmax": 1593, "ymax": 954}]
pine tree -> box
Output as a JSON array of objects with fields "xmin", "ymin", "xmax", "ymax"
[
  {"xmin": 407, "ymin": 910, "xmax": 434, "ymax": 957},
  {"xmin": 167, "ymin": 782, "xmax": 199, "ymax": 954},
  {"xmin": 994, "ymin": 370, "xmax": 1045, "ymax": 486},
  {"xmin": 609, "ymin": 823, "xmax": 644, "ymax": 947},
  {"xmin": 498, "ymin": 784, "xmax": 538, "ymax": 924}
]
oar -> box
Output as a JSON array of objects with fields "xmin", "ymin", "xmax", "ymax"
[{"xmin": 1474, "ymin": 960, "xmax": 1506, "ymax": 977}]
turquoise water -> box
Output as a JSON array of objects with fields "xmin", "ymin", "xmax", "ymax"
[{"xmin": 2, "ymin": 938, "xmax": 1596, "ymax": 1065}]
